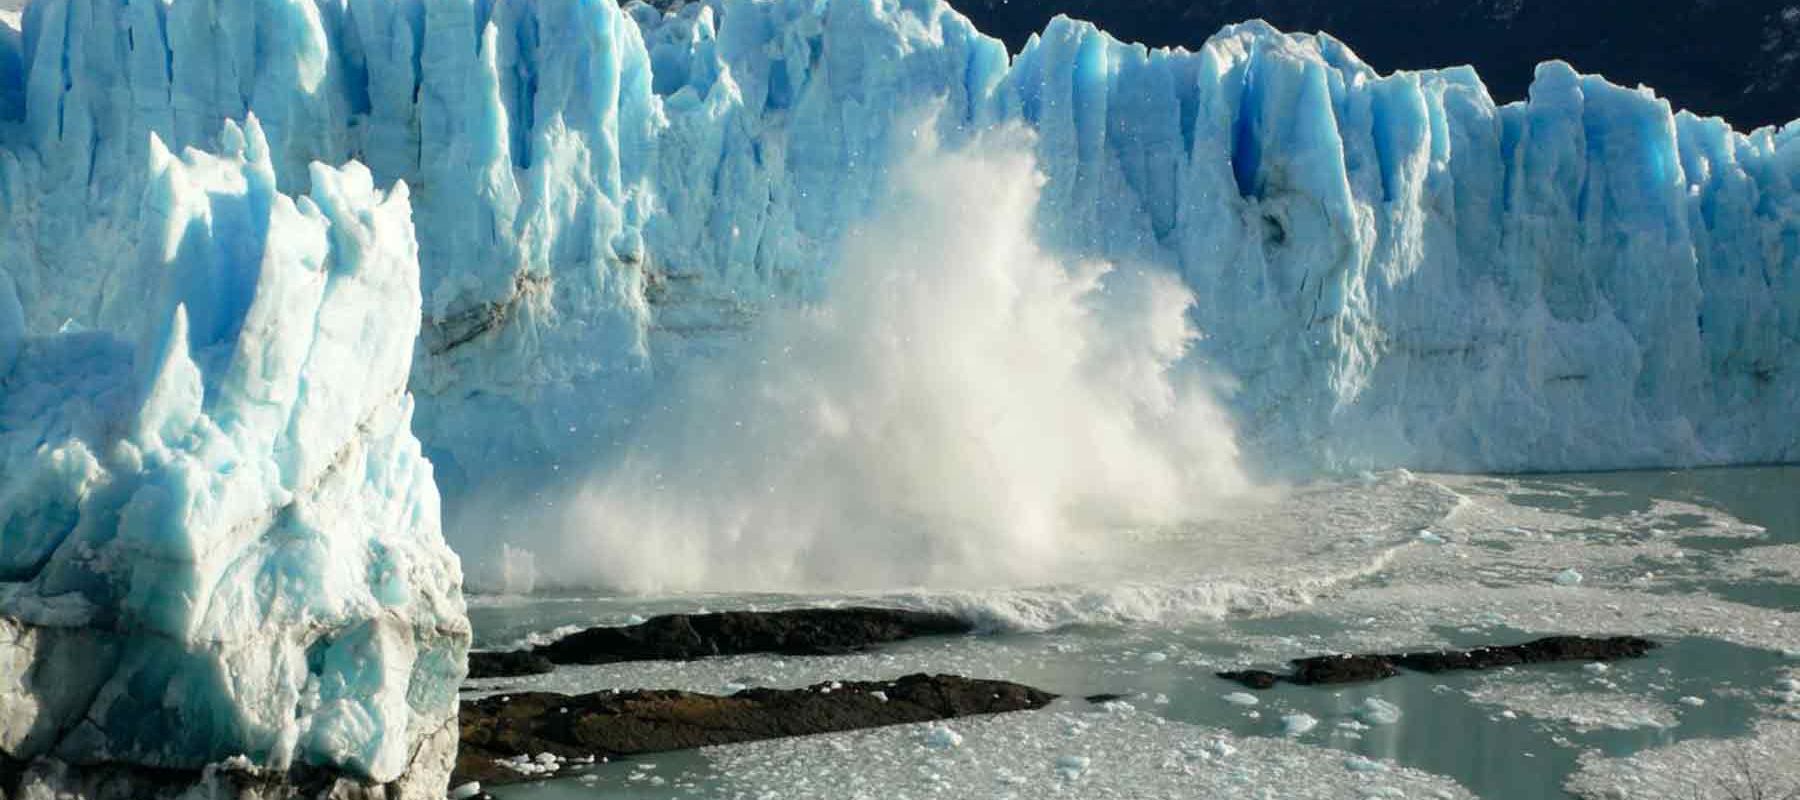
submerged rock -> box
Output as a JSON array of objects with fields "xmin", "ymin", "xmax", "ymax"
[
  {"xmin": 1220, "ymin": 636, "xmax": 1659, "ymax": 689},
  {"xmin": 532, "ymin": 607, "xmax": 974, "ymax": 666},
  {"xmin": 455, "ymin": 674, "xmax": 1055, "ymax": 786}
]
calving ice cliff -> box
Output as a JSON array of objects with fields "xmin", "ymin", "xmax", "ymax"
[
  {"xmin": 0, "ymin": 0, "xmax": 1796, "ymax": 792},
  {"xmin": 4, "ymin": 0, "xmax": 1798, "ymax": 495}
]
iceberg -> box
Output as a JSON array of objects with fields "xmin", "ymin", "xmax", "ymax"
[{"xmin": 0, "ymin": 116, "xmax": 467, "ymax": 797}]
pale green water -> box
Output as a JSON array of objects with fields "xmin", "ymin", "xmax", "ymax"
[{"xmin": 472, "ymin": 468, "xmax": 1800, "ymax": 799}]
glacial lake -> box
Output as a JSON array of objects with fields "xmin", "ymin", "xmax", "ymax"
[{"xmin": 471, "ymin": 468, "xmax": 1800, "ymax": 799}]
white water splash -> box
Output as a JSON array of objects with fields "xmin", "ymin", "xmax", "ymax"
[{"xmin": 525, "ymin": 130, "xmax": 1250, "ymax": 592}]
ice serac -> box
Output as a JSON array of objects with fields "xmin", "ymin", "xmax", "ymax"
[
  {"xmin": 0, "ymin": 117, "xmax": 468, "ymax": 798},
  {"xmin": 2, "ymin": 1, "xmax": 1797, "ymax": 515}
]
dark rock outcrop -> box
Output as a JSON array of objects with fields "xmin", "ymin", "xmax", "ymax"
[
  {"xmin": 534, "ymin": 607, "xmax": 974, "ymax": 665},
  {"xmin": 463, "ymin": 607, "xmax": 975, "ymax": 681},
  {"xmin": 1390, "ymin": 635, "xmax": 1658, "ymax": 673},
  {"xmin": 1286, "ymin": 654, "xmax": 1403, "ymax": 686},
  {"xmin": 1220, "ymin": 635, "xmax": 1659, "ymax": 690},
  {"xmin": 0, "ymin": 721, "xmax": 460, "ymax": 800},
  {"xmin": 1215, "ymin": 670, "xmax": 1282, "ymax": 691},
  {"xmin": 456, "ymin": 674, "xmax": 1055, "ymax": 786},
  {"xmin": 467, "ymin": 650, "xmax": 556, "ymax": 680}
]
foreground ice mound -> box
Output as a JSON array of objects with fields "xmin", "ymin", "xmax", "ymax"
[
  {"xmin": 0, "ymin": 118, "xmax": 468, "ymax": 798},
  {"xmin": 0, "ymin": 0, "xmax": 1796, "ymax": 536}
]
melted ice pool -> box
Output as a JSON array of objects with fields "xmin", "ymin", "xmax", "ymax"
[{"xmin": 474, "ymin": 468, "xmax": 1800, "ymax": 799}]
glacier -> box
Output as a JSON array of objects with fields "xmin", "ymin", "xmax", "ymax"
[
  {"xmin": 0, "ymin": 0, "xmax": 1795, "ymax": 786},
  {"xmin": 5, "ymin": 0, "xmax": 1794, "ymax": 506},
  {"xmin": 0, "ymin": 112, "xmax": 467, "ymax": 796}
]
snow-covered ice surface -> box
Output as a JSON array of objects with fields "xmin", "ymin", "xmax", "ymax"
[
  {"xmin": 495, "ymin": 702, "xmax": 1477, "ymax": 800},
  {"xmin": 478, "ymin": 468, "xmax": 1800, "ymax": 799},
  {"xmin": 0, "ymin": 0, "xmax": 1795, "ymax": 564},
  {"xmin": 1464, "ymin": 679, "xmax": 1679, "ymax": 733},
  {"xmin": 0, "ymin": 119, "xmax": 468, "ymax": 794},
  {"xmin": 1567, "ymin": 662, "xmax": 1800, "ymax": 799},
  {"xmin": 700, "ymin": 701, "xmax": 1472, "ymax": 800},
  {"xmin": 1568, "ymin": 720, "xmax": 1800, "ymax": 800}
]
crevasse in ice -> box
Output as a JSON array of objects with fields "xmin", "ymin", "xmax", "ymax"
[{"xmin": 0, "ymin": 113, "xmax": 466, "ymax": 794}]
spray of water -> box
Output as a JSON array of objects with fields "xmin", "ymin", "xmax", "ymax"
[{"xmin": 535, "ymin": 129, "xmax": 1249, "ymax": 592}]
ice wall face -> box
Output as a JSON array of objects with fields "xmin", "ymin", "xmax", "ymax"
[
  {"xmin": 1052, "ymin": 27, "xmax": 1800, "ymax": 472},
  {"xmin": 0, "ymin": 117, "xmax": 467, "ymax": 797},
  {"xmin": 1, "ymin": 1, "xmax": 1796, "ymax": 497}
]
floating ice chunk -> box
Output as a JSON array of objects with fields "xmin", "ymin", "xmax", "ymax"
[
  {"xmin": 1143, "ymin": 652, "xmax": 1170, "ymax": 664},
  {"xmin": 1357, "ymin": 698, "xmax": 1404, "ymax": 726},
  {"xmin": 1055, "ymin": 755, "xmax": 1091, "ymax": 779},
  {"xmin": 1282, "ymin": 714, "xmax": 1320, "ymax": 736},
  {"xmin": 924, "ymin": 725, "xmax": 964, "ymax": 750},
  {"xmin": 1224, "ymin": 692, "xmax": 1262, "ymax": 707},
  {"xmin": 1774, "ymin": 677, "xmax": 1800, "ymax": 708},
  {"xmin": 449, "ymin": 783, "xmax": 482, "ymax": 800},
  {"xmin": 1555, "ymin": 569, "xmax": 1585, "ymax": 586},
  {"xmin": 500, "ymin": 754, "xmax": 561, "ymax": 777},
  {"xmin": 1583, "ymin": 663, "xmax": 1610, "ymax": 675},
  {"xmin": 1344, "ymin": 756, "xmax": 1390, "ymax": 773},
  {"xmin": 1678, "ymin": 696, "xmax": 1706, "ymax": 707},
  {"xmin": 1418, "ymin": 530, "xmax": 1446, "ymax": 545}
]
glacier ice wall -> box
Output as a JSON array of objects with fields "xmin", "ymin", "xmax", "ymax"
[
  {"xmin": 0, "ymin": 115, "xmax": 467, "ymax": 796},
  {"xmin": 1, "ymin": 0, "xmax": 1796, "ymax": 509}
]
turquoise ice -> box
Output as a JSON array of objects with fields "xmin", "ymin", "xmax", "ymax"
[
  {"xmin": 0, "ymin": 116, "xmax": 467, "ymax": 794},
  {"xmin": 3, "ymin": 0, "xmax": 1796, "ymax": 492}
]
